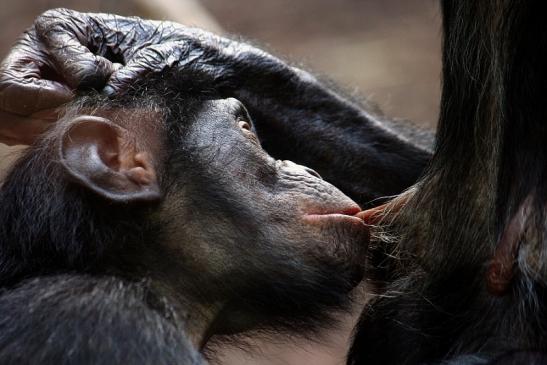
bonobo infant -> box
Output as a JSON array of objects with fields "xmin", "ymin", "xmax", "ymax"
[{"xmin": 0, "ymin": 74, "xmax": 369, "ymax": 364}]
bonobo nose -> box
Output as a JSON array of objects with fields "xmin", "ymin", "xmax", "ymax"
[{"xmin": 280, "ymin": 160, "xmax": 322, "ymax": 179}]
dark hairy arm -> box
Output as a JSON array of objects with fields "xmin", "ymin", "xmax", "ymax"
[
  {"xmin": 0, "ymin": 275, "xmax": 204, "ymax": 365},
  {"xmin": 0, "ymin": 9, "xmax": 431, "ymax": 205}
]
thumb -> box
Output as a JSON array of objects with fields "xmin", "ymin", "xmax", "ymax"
[{"xmin": 35, "ymin": 10, "xmax": 115, "ymax": 90}]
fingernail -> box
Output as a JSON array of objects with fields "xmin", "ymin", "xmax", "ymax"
[{"xmin": 102, "ymin": 85, "xmax": 115, "ymax": 97}]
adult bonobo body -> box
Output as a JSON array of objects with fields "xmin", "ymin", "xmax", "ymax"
[{"xmin": 0, "ymin": 74, "xmax": 368, "ymax": 363}]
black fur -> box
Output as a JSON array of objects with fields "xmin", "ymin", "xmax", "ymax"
[
  {"xmin": 0, "ymin": 73, "xmax": 368, "ymax": 363},
  {"xmin": 349, "ymin": 1, "xmax": 547, "ymax": 364}
]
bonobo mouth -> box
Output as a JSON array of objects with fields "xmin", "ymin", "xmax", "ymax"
[
  {"xmin": 303, "ymin": 204, "xmax": 369, "ymax": 288},
  {"xmin": 303, "ymin": 205, "xmax": 365, "ymax": 226}
]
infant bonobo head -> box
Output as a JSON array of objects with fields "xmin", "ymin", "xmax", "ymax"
[{"xmin": 0, "ymin": 76, "xmax": 369, "ymax": 345}]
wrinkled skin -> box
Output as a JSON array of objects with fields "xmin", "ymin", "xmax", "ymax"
[
  {"xmin": 0, "ymin": 26, "xmax": 72, "ymax": 144},
  {"xmin": 0, "ymin": 8, "xmax": 431, "ymax": 207}
]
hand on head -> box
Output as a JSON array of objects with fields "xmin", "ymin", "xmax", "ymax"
[{"xmin": 0, "ymin": 9, "xmax": 235, "ymax": 146}]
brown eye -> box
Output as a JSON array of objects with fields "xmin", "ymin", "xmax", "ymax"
[
  {"xmin": 238, "ymin": 120, "xmax": 252, "ymax": 131},
  {"xmin": 238, "ymin": 118, "xmax": 260, "ymax": 145}
]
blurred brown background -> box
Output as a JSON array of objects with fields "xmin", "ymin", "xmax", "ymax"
[
  {"xmin": 0, "ymin": 0, "xmax": 441, "ymax": 127},
  {"xmin": 0, "ymin": 1, "xmax": 441, "ymax": 364}
]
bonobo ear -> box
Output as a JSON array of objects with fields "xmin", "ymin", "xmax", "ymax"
[{"xmin": 59, "ymin": 116, "xmax": 161, "ymax": 203}]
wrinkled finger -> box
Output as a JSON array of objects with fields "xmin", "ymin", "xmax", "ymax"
[
  {"xmin": 30, "ymin": 107, "xmax": 63, "ymax": 121},
  {"xmin": 35, "ymin": 9, "xmax": 115, "ymax": 90},
  {"xmin": 104, "ymin": 42, "xmax": 195, "ymax": 96},
  {"xmin": 0, "ymin": 76, "xmax": 72, "ymax": 115},
  {"xmin": 0, "ymin": 55, "xmax": 73, "ymax": 115},
  {"xmin": 102, "ymin": 61, "xmax": 157, "ymax": 96},
  {"xmin": 0, "ymin": 110, "xmax": 55, "ymax": 146}
]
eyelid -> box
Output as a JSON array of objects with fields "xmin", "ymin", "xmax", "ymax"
[
  {"xmin": 237, "ymin": 118, "xmax": 260, "ymax": 145},
  {"xmin": 233, "ymin": 103, "xmax": 253, "ymax": 126},
  {"xmin": 236, "ymin": 111, "xmax": 252, "ymax": 124},
  {"xmin": 238, "ymin": 120, "xmax": 252, "ymax": 131}
]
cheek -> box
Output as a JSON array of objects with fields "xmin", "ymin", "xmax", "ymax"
[
  {"xmin": 162, "ymin": 218, "xmax": 226, "ymax": 272},
  {"xmin": 157, "ymin": 191, "xmax": 243, "ymax": 276}
]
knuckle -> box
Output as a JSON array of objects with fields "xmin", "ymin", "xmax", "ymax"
[
  {"xmin": 0, "ymin": 72, "xmax": 21, "ymax": 91},
  {"xmin": 34, "ymin": 8, "xmax": 75, "ymax": 34},
  {"xmin": 37, "ymin": 8, "xmax": 72, "ymax": 21}
]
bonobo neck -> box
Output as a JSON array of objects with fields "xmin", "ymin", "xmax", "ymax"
[{"xmin": 119, "ymin": 246, "xmax": 224, "ymax": 349}]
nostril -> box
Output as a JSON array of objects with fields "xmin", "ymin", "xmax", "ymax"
[{"xmin": 305, "ymin": 167, "xmax": 322, "ymax": 179}]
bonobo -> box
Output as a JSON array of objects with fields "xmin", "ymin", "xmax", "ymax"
[
  {"xmin": 0, "ymin": 74, "xmax": 369, "ymax": 363},
  {"xmin": 8, "ymin": 4, "xmax": 547, "ymax": 364},
  {"xmin": 349, "ymin": 1, "xmax": 547, "ymax": 364}
]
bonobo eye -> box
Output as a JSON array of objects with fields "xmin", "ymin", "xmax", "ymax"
[
  {"xmin": 237, "ymin": 116, "xmax": 260, "ymax": 145},
  {"xmin": 238, "ymin": 120, "xmax": 252, "ymax": 131}
]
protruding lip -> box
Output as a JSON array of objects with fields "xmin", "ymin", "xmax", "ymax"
[{"xmin": 303, "ymin": 206, "xmax": 365, "ymax": 225}]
